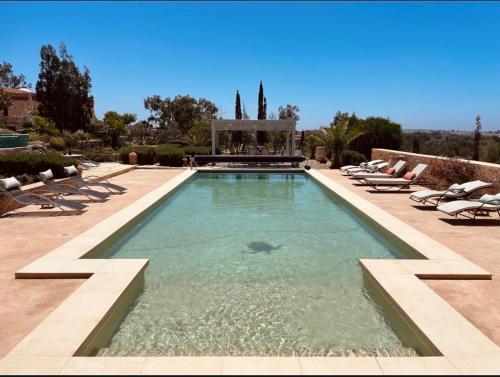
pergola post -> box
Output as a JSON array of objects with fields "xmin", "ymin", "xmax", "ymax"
[{"xmin": 291, "ymin": 130, "xmax": 296, "ymax": 156}]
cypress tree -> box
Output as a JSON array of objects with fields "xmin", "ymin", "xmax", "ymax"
[
  {"xmin": 235, "ymin": 90, "xmax": 242, "ymax": 119},
  {"xmin": 473, "ymin": 115, "xmax": 482, "ymax": 161},
  {"xmin": 257, "ymin": 81, "xmax": 265, "ymax": 120},
  {"xmin": 233, "ymin": 90, "xmax": 243, "ymax": 147},
  {"xmin": 257, "ymin": 81, "xmax": 267, "ymax": 144}
]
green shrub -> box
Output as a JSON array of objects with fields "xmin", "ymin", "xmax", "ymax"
[
  {"xmin": 340, "ymin": 150, "xmax": 366, "ymax": 167},
  {"xmin": 49, "ymin": 136, "xmax": 66, "ymax": 150},
  {"xmin": 156, "ymin": 145, "xmax": 185, "ymax": 167},
  {"xmin": 118, "ymin": 145, "xmax": 156, "ymax": 164},
  {"xmin": 182, "ymin": 145, "xmax": 210, "ymax": 156},
  {"xmin": 135, "ymin": 146, "xmax": 156, "ymax": 165},
  {"xmin": 0, "ymin": 152, "xmax": 75, "ymax": 180},
  {"xmin": 118, "ymin": 145, "xmax": 133, "ymax": 163}
]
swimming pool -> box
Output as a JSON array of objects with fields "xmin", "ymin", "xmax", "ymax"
[{"xmin": 93, "ymin": 172, "xmax": 420, "ymax": 357}]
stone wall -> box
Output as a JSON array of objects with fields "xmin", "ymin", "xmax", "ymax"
[{"xmin": 371, "ymin": 148, "xmax": 500, "ymax": 191}]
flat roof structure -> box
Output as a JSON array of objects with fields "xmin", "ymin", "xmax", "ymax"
[{"xmin": 210, "ymin": 119, "xmax": 297, "ymax": 155}]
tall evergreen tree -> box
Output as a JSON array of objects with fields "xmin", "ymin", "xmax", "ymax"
[
  {"xmin": 36, "ymin": 43, "xmax": 93, "ymax": 133},
  {"xmin": 235, "ymin": 90, "xmax": 242, "ymax": 119},
  {"xmin": 257, "ymin": 81, "xmax": 267, "ymax": 144},
  {"xmin": 473, "ymin": 115, "xmax": 482, "ymax": 161},
  {"xmin": 233, "ymin": 90, "xmax": 243, "ymax": 146},
  {"xmin": 257, "ymin": 81, "xmax": 265, "ymax": 120}
]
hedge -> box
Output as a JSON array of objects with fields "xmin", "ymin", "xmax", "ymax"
[
  {"xmin": 0, "ymin": 152, "xmax": 75, "ymax": 180},
  {"xmin": 156, "ymin": 145, "xmax": 185, "ymax": 167}
]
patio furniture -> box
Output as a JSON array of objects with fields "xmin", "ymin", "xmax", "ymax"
[
  {"xmin": 410, "ymin": 180, "xmax": 493, "ymax": 206},
  {"xmin": 39, "ymin": 169, "xmax": 109, "ymax": 202},
  {"xmin": 351, "ymin": 160, "xmax": 407, "ymax": 180},
  {"xmin": 63, "ymin": 165, "xmax": 126, "ymax": 194},
  {"xmin": 0, "ymin": 176, "xmax": 87, "ymax": 213},
  {"xmin": 346, "ymin": 161, "xmax": 390, "ymax": 175},
  {"xmin": 437, "ymin": 193, "xmax": 500, "ymax": 222},
  {"xmin": 340, "ymin": 159, "xmax": 384, "ymax": 172},
  {"xmin": 363, "ymin": 163, "xmax": 429, "ymax": 191}
]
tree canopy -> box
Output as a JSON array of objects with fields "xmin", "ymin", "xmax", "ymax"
[
  {"xmin": 102, "ymin": 111, "xmax": 136, "ymax": 147},
  {"xmin": 35, "ymin": 43, "xmax": 94, "ymax": 133},
  {"xmin": 0, "ymin": 61, "xmax": 31, "ymax": 88},
  {"xmin": 278, "ymin": 104, "xmax": 300, "ymax": 121},
  {"xmin": 144, "ymin": 94, "xmax": 218, "ymax": 135},
  {"xmin": 348, "ymin": 116, "xmax": 402, "ymax": 158}
]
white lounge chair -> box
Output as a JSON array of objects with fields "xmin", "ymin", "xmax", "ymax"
[
  {"xmin": 39, "ymin": 169, "xmax": 109, "ymax": 202},
  {"xmin": 364, "ymin": 163, "xmax": 429, "ymax": 191},
  {"xmin": 437, "ymin": 193, "xmax": 500, "ymax": 222},
  {"xmin": 410, "ymin": 180, "xmax": 493, "ymax": 206},
  {"xmin": 63, "ymin": 165, "xmax": 126, "ymax": 194},
  {"xmin": 351, "ymin": 160, "xmax": 407, "ymax": 180},
  {"xmin": 0, "ymin": 177, "xmax": 87, "ymax": 213},
  {"xmin": 341, "ymin": 159, "xmax": 384, "ymax": 172},
  {"xmin": 346, "ymin": 161, "xmax": 389, "ymax": 175}
]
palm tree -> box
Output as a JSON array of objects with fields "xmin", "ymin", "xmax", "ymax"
[{"xmin": 311, "ymin": 120, "xmax": 364, "ymax": 168}]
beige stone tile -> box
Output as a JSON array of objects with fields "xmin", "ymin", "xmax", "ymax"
[
  {"xmin": 97, "ymin": 259, "xmax": 149, "ymax": 274},
  {"xmin": 60, "ymin": 356, "xmax": 145, "ymax": 375},
  {"xmin": 447, "ymin": 356, "xmax": 500, "ymax": 375},
  {"xmin": 142, "ymin": 356, "xmax": 222, "ymax": 375},
  {"xmin": 359, "ymin": 259, "xmax": 411, "ymax": 275},
  {"xmin": 75, "ymin": 272, "xmax": 140, "ymax": 295},
  {"xmin": 222, "ymin": 357, "xmax": 301, "ymax": 375},
  {"xmin": 376, "ymin": 356, "xmax": 458, "ymax": 375},
  {"xmin": 8, "ymin": 319, "xmax": 97, "ymax": 357},
  {"xmin": 45, "ymin": 292, "xmax": 121, "ymax": 322},
  {"xmin": 60, "ymin": 259, "xmax": 107, "ymax": 274},
  {"xmin": 0, "ymin": 355, "xmax": 69, "ymax": 375},
  {"xmin": 400, "ymin": 259, "xmax": 490, "ymax": 278},
  {"xmin": 300, "ymin": 357, "xmax": 382, "ymax": 375},
  {"xmin": 373, "ymin": 273, "xmax": 500, "ymax": 357}
]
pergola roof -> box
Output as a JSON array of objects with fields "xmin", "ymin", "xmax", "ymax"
[{"xmin": 211, "ymin": 119, "xmax": 296, "ymax": 131}]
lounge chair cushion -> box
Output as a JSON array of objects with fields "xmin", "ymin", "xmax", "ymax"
[
  {"xmin": 0, "ymin": 177, "xmax": 21, "ymax": 190},
  {"xmin": 64, "ymin": 165, "xmax": 78, "ymax": 176},
  {"xmin": 478, "ymin": 194, "xmax": 500, "ymax": 205},
  {"xmin": 39, "ymin": 169, "xmax": 54, "ymax": 182},
  {"xmin": 449, "ymin": 183, "xmax": 465, "ymax": 194},
  {"xmin": 403, "ymin": 172, "xmax": 416, "ymax": 181},
  {"xmin": 385, "ymin": 167, "xmax": 395, "ymax": 175}
]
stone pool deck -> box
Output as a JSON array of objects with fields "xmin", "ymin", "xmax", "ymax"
[
  {"xmin": 319, "ymin": 169, "xmax": 500, "ymax": 347},
  {"xmin": 0, "ymin": 166, "xmax": 499, "ymax": 374},
  {"xmin": 0, "ymin": 167, "xmax": 187, "ymax": 358}
]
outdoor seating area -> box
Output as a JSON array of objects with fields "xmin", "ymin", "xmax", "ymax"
[
  {"xmin": 0, "ymin": 164, "xmax": 127, "ymax": 217},
  {"xmin": 342, "ymin": 158, "xmax": 500, "ymax": 224}
]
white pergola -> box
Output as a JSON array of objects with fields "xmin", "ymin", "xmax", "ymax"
[{"xmin": 211, "ymin": 119, "xmax": 297, "ymax": 156}]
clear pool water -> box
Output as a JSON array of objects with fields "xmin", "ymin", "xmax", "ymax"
[{"xmin": 96, "ymin": 173, "xmax": 418, "ymax": 357}]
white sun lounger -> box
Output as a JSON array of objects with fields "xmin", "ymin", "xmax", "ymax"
[
  {"xmin": 410, "ymin": 180, "xmax": 493, "ymax": 206},
  {"xmin": 364, "ymin": 163, "xmax": 428, "ymax": 191},
  {"xmin": 351, "ymin": 160, "xmax": 407, "ymax": 180},
  {"xmin": 437, "ymin": 193, "xmax": 500, "ymax": 222},
  {"xmin": 341, "ymin": 159, "xmax": 384, "ymax": 172},
  {"xmin": 346, "ymin": 161, "xmax": 389, "ymax": 175}
]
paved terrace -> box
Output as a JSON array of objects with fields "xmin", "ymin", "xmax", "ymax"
[
  {"xmin": 0, "ymin": 166, "xmax": 499, "ymax": 361},
  {"xmin": 320, "ymin": 169, "xmax": 500, "ymax": 346},
  {"xmin": 0, "ymin": 167, "xmax": 185, "ymax": 358}
]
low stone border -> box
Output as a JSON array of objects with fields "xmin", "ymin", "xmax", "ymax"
[{"xmin": 0, "ymin": 168, "xmax": 499, "ymax": 374}]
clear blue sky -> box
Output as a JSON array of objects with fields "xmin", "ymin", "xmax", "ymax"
[{"xmin": 2, "ymin": 1, "xmax": 500, "ymax": 130}]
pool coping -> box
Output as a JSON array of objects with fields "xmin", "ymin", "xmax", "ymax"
[{"xmin": 1, "ymin": 168, "xmax": 499, "ymax": 375}]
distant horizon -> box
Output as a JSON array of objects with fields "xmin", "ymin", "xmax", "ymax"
[{"xmin": 2, "ymin": 1, "xmax": 499, "ymax": 131}]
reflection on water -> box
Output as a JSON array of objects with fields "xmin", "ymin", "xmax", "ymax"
[{"xmin": 96, "ymin": 173, "xmax": 418, "ymax": 357}]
